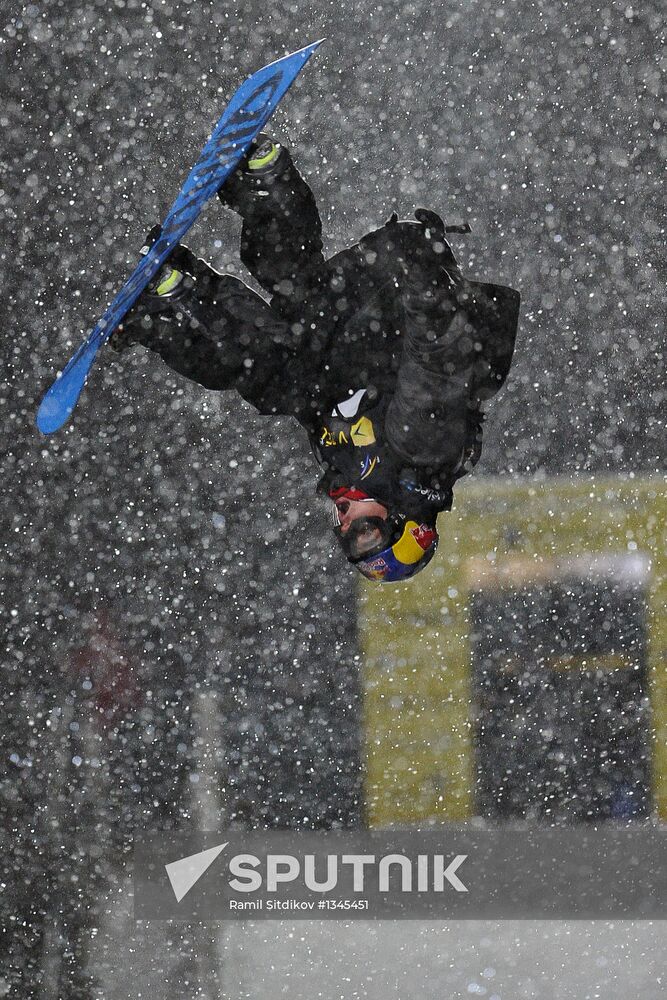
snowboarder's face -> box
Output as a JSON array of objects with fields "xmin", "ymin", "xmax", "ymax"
[{"xmin": 332, "ymin": 496, "xmax": 389, "ymax": 550}]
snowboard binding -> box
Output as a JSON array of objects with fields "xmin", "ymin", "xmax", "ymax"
[
  {"xmin": 108, "ymin": 226, "xmax": 196, "ymax": 353},
  {"xmin": 245, "ymin": 134, "xmax": 284, "ymax": 174},
  {"xmin": 218, "ymin": 133, "xmax": 288, "ymax": 212}
]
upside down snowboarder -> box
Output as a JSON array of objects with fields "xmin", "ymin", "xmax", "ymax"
[{"xmin": 114, "ymin": 135, "xmax": 520, "ymax": 583}]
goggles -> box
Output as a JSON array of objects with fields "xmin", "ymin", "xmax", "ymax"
[{"xmin": 333, "ymin": 514, "xmax": 403, "ymax": 562}]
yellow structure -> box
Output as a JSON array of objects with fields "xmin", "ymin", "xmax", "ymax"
[{"xmin": 360, "ymin": 476, "xmax": 666, "ymax": 826}]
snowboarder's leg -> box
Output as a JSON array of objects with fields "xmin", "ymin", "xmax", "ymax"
[
  {"xmin": 115, "ymin": 259, "xmax": 301, "ymax": 415},
  {"xmin": 218, "ymin": 135, "xmax": 327, "ymax": 310}
]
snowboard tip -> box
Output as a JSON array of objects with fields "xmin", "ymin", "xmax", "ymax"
[
  {"xmin": 283, "ymin": 38, "xmax": 325, "ymax": 61},
  {"xmin": 36, "ymin": 392, "xmax": 70, "ymax": 435}
]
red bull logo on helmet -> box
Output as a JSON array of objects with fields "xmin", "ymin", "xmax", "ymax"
[
  {"xmin": 361, "ymin": 555, "xmax": 391, "ymax": 580},
  {"xmin": 356, "ymin": 520, "xmax": 439, "ymax": 583},
  {"xmin": 410, "ymin": 523, "xmax": 438, "ymax": 551}
]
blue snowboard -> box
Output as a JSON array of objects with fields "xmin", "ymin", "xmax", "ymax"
[{"xmin": 36, "ymin": 40, "xmax": 322, "ymax": 435}]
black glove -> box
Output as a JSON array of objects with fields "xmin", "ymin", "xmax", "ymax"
[{"xmin": 413, "ymin": 207, "xmax": 466, "ymax": 280}]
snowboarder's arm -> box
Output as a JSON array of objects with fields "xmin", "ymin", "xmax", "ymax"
[
  {"xmin": 386, "ymin": 262, "xmax": 519, "ymax": 475},
  {"xmin": 385, "ymin": 349, "xmax": 479, "ymax": 473}
]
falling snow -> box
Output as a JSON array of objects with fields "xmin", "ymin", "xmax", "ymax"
[{"xmin": 2, "ymin": 0, "xmax": 665, "ymax": 996}]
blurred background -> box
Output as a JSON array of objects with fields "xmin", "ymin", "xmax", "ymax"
[{"xmin": 2, "ymin": 0, "xmax": 665, "ymax": 996}]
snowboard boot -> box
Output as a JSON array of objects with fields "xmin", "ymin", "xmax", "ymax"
[
  {"xmin": 140, "ymin": 224, "xmax": 187, "ymax": 297},
  {"xmin": 245, "ymin": 133, "xmax": 284, "ymax": 174},
  {"xmin": 109, "ymin": 225, "xmax": 191, "ymax": 353},
  {"xmin": 218, "ymin": 133, "xmax": 287, "ymax": 211}
]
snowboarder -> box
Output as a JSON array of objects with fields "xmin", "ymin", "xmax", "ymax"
[{"xmin": 113, "ymin": 135, "xmax": 520, "ymax": 583}]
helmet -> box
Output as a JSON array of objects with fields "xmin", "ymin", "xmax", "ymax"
[{"xmin": 330, "ymin": 487, "xmax": 439, "ymax": 583}]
